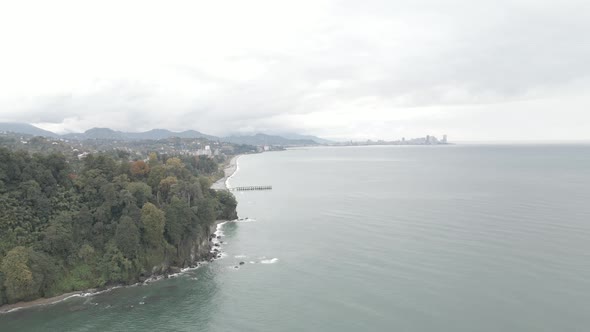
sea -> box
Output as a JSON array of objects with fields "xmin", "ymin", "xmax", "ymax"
[{"xmin": 1, "ymin": 144, "xmax": 590, "ymax": 331}]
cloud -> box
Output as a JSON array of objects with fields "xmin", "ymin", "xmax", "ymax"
[{"xmin": 0, "ymin": 0, "xmax": 589, "ymax": 140}]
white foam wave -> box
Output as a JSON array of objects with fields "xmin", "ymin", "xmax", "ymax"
[
  {"xmin": 260, "ymin": 258, "xmax": 279, "ymax": 264},
  {"xmin": 181, "ymin": 263, "xmax": 203, "ymax": 273},
  {"xmin": 1, "ymin": 285, "xmax": 127, "ymax": 314},
  {"xmin": 233, "ymin": 217, "xmax": 256, "ymax": 223}
]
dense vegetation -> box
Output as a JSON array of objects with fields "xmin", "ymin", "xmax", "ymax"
[{"xmin": 0, "ymin": 148, "xmax": 237, "ymax": 305}]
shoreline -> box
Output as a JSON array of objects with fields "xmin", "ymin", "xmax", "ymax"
[
  {"xmin": 0, "ymin": 158, "xmax": 242, "ymax": 315},
  {"xmin": 211, "ymin": 154, "xmax": 241, "ymax": 190},
  {"xmin": 0, "ymin": 220, "xmax": 232, "ymax": 315},
  {"xmin": 0, "ymin": 291, "xmax": 86, "ymax": 314}
]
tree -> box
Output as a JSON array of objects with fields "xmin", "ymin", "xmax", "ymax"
[
  {"xmin": 115, "ymin": 216, "xmax": 140, "ymax": 259},
  {"xmin": 171, "ymin": 180, "xmax": 203, "ymax": 207},
  {"xmin": 148, "ymin": 152, "xmax": 159, "ymax": 168},
  {"xmin": 147, "ymin": 165, "xmax": 167, "ymax": 193},
  {"xmin": 126, "ymin": 182, "xmax": 152, "ymax": 207},
  {"xmin": 100, "ymin": 243, "xmax": 134, "ymax": 284},
  {"xmin": 28, "ymin": 250, "xmax": 61, "ymax": 298},
  {"xmin": 0, "ymin": 147, "xmax": 238, "ymax": 304},
  {"xmin": 78, "ymin": 244, "xmax": 96, "ymax": 264},
  {"xmin": 141, "ymin": 203, "xmax": 166, "ymax": 248},
  {"xmin": 216, "ymin": 190, "xmax": 238, "ymax": 220},
  {"xmin": 196, "ymin": 198, "xmax": 217, "ymax": 226},
  {"xmin": 130, "ymin": 160, "xmax": 150, "ymax": 178},
  {"xmin": 165, "ymin": 197, "xmax": 194, "ymax": 248},
  {"xmin": 1, "ymin": 247, "xmax": 36, "ymax": 303},
  {"xmin": 158, "ymin": 176, "xmax": 178, "ymax": 202},
  {"xmin": 42, "ymin": 213, "xmax": 74, "ymax": 259}
]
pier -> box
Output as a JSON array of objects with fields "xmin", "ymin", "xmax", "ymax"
[{"xmin": 229, "ymin": 185, "xmax": 272, "ymax": 191}]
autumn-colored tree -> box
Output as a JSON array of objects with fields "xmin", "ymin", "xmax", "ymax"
[
  {"xmin": 165, "ymin": 157, "xmax": 183, "ymax": 168},
  {"xmin": 130, "ymin": 160, "xmax": 150, "ymax": 178}
]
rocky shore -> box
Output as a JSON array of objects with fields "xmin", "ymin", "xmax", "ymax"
[{"xmin": 0, "ymin": 219, "xmax": 230, "ymax": 314}]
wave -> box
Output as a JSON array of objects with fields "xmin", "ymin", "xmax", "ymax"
[
  {"xmin": 260, "ymin": 258, "xmax": 279, "ymax": 264},
  {"xmin": 232, "ymin": 217, "xmax": 256, "ymax": 223},
  {"xmin": 0, "ymin": 285, "xmax": 128, "ymax": 314}
]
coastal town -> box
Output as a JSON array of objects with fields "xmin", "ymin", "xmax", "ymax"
[{"xmin": 0, "ymin": 124, "xmax": 450, "ymax": 161}]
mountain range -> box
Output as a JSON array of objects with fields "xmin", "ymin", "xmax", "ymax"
[{"xmin": 0, "ymin": 123, "xmax": 329, "ymax": 146}]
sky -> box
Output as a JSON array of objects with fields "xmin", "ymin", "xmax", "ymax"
[{"xmin": 0, "ymin": 0, "xmax": 589, "ymax": 141}]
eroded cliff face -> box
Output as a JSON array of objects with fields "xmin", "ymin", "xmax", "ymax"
[
  {"xmin": 189, "ymin": 226, "xmax": 215, "ymax": 264},
  {"xmin": 147, "ymin": 192, "xmax": 238, "ymax": 278},
  {"xmin": 152, "ymin": 220, "xmax": 226, "ymax": 277}
]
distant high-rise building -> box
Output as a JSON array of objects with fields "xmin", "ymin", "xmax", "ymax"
[
  {"xmin": 426, "ymin": 135, "xmax": 431, "ymax": 144},
  {"xmin": 442, "ymin": 135, "xmax": 448, "ymax": 144}
]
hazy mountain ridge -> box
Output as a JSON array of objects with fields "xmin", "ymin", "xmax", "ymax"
[
  {"xmin": 222, "ymin": 133, "xmax": 317, "ymax": 146},
  {"xmin": 279, "ymin": 133, "xmax": 333, "ymax": 144},
  {"xmin": 0, "ymin": 123, "xmax": 60, "ymax": 138},
  {"xmin": 0, "ymin": 123, "xmax": 324, "ymax": 146}
]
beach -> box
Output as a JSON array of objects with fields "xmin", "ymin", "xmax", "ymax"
[{"xmin": 211, "ymin": 155, "xmax": 240, "ymax": 190}]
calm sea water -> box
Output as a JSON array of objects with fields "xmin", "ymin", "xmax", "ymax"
[{"xmin": 2, "ymin": 145, "xmax": 590, "ymax": 331}]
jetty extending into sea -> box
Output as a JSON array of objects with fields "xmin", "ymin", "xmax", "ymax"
[{"xmin": 229, "ymin": 185, "xmax": 272, "ymax": 191}]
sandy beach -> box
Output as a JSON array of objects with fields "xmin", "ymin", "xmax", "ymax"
[{"xmin": 211, "ymin": 155, "xmax": 240, "ymax": 190}]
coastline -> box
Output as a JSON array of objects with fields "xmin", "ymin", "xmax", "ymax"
[
  {"xmin": 0, "ymin": 291, "xmax": 87, "ymax": 314},
  {"xmin": 0, "ymin": 157, "xmax": 242, "ymax": 315},
  {"xmin": 0, "ymin": 219, "xmax": 231, "ymax": 314},
  {"xmin": 211, "ymin": 154, "xmax": 241, "ymax": 190}
]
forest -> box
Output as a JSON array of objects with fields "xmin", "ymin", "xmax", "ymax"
[{"xmin": 0, "ymin": 147, "xmax": 237, "ymax": 305}]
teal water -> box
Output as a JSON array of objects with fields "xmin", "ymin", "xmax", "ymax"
[{"xmin": 2, "ymin": 145, "xmax": 590, "ymax": 331}]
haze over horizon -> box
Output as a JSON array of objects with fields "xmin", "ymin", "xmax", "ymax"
[{"xmin": 1, "ymin": 0, "xmax": 589, "ymax": 141}]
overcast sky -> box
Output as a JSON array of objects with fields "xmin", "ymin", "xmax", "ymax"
[{"xmin": 0, "ymin": 0, "xmax": 589, "ymax": 141}]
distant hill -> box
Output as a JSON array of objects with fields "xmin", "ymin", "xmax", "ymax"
[
  {"xmin": 222, "ymin": 133, "xmax": 317, "ymax": 146},
  {"xmin": 0, "ymin": 123, "xmax": 59, "ymax": 138},
  {"xmin": 63, "ymin": 128, "xmax": 126, "ymax": 140},
  {"xmin": 62, "ymin": 128, "xmax": 321, "ymax": 145},
  {"xmin": 279, "ymin": 133, "xmax": 333, "ymax": 144},
  {"xmin": 0, "ymin": 123, "xmax": 326, "ymax": 146},
  {"xmin": 63, "ymin": 128, "xmax": 218, "ymax": 141}
]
